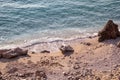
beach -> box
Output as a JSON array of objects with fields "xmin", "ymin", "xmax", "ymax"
[
  {"xmin": 0, "ymin": 0, "xmax": 120, "ymax": 80},
  {"xmin": 1, "ymin": 34, "xmax": 120, "ymax": 79}
]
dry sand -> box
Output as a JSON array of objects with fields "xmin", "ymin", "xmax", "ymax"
[{"xmin": 1, "ymin": 36, "xmax": 120, "ymax": 80}]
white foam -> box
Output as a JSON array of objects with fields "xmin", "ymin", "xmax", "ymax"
[{"xmin": 1, "ymin": 3, "xmax": 46, "ymax": 8}]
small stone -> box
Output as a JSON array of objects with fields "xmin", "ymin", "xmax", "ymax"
[
  {"xmin": 84, "ymin": 42, "xmax": 91, "ymax": 46},
  {"xmin": 60, "ymin": 45, "xmax": 74, "ymax": 54},
  {"xmin": 117, "ymin": 41, "xmax": 120, "ymax": 48},
  {"xmin": 73, "ymin": 64, "xmax": 80, "ymax": 69},
  {"xmin": 18, "ymin": 73, "xmax": 25, "ymax": 77},
  {"xmin": 35, "ymin": 70, "xmax": 47, "ymax": 80},
  {"xmin": 41, "ymin": 50, "xmax": 50, "ymax": 53},
  {"xmin": 95, "ymin": 76, "xmax": 101, "ymax": 80},
  {"xmin": 63, "ymin": 72, "xmax": 68, "ymax": 76},
  {"xmin": 68, "ymin": 76, "xmax": 74, "ymax": 80},
  {"xmin": 31, "ymin": 51, "xmax": 35, "ymax": 54}
]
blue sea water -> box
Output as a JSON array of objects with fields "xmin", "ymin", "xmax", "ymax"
[{"xmin": 0, "ymin": 0, "xmax": 120, "ymax": 48}]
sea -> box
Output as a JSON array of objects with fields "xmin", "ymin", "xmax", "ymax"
[{"xmin": 0, "ymin": 0, "xmax": 120, "ymax": 48}]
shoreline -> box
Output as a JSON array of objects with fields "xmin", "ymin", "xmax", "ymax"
[
  {"xmin": 0, "ymin": 32, "xmax": 98, "ymax": 49},
  {"xmin": 1, "ymin": 36, "xmax": 120, "ymax": 79},
  {"xmin": 1, "ymin": 20, "xmax": 120, "ymax": 79}
]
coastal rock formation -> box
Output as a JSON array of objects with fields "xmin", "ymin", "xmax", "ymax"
[
  {"xmin": 98, "ymin": 20, "xmax": 120, "ymax": 42},
  {"xmin": 60, "ymin": 45, "xmax": 74, "ymax": 54},
  {"xmin": 0, "ymin": 47, "xmax": 28, "ymax": 59}
]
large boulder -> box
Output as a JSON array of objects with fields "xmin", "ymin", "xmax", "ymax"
[
  {"xmin": 98, "ymin": 20, "xmax": 120, "ymax": 42},
  {"xmin": 1, "ymin": 47, "xmax": 28, "ymax": 59}
]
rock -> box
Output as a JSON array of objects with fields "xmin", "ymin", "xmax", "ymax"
[
  {"xmin": 2, "ymin": 51, "xmax": 19, "ymax": 59},
  {"xmin": 73, "ymin": 64, "xmax": 80, "ymax": 69},
  {"xmin": 2, "ymin": 47, "xmax": 28, "ymax": 59},
  {"xmin": 60, "ymin": 45, "xmax": 74, "ymax": 54},
  {"xmin": 13, "ymin": 47, "xmax": 28, "ymax": 56},
  {"xmin": 68, "ymin": 76, "xmax": 74, "ymax": 80},
  {"xmin": 98, "ymin": 20, "xmax": 120, "ymax": 42},
  {"xmin": 0, "ymin": 71, "xmax": 2, "ymax": 79},
  {"xmin": 63, "ymin": 72, "xmax": 68, "ymax": 76},
  {"xmin": 117, "ymin": 41, "xmax": 120, "ymax": 48},
  {"xmin": 7, "ymin": 67, "xmax": 18, "ymax": 73},
  {"xmin": 82, "ymin": 42, "xmax": 91, "ymax": 46},
  {"xmin": 0, "ymin": 53, "xmax": 2, "ymax": 58},
  {"xmin": 0, "ymin": 72, "xmax": 2, "ymax": 75},
  {"xmin": 95, "ymin": 76, "xmax": 101, "ymax": 80},
  {"xmin": 35, "ymin": 70, "xmax": 47, "ymax": 80},
  {"xmin": 0, "ymin": 49, "xmax": 11, "ymax": 58},
  {"xmin": 41, "ymin": 50, "xmax": 50, "ymax": 53},
  {"xmin": 0, "ymin": 49, "xmax": 10, "ymax": 54}
]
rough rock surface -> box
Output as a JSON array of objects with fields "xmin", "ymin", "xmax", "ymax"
[
  {"xmin": 35, "ymin": 70, "xmax": 47, "ymax": 80},
  {"xmin": 60, "ymin": 45, "xmax": 74, "ymax": 54},
  {"xmin": 0, "ymin": 47, "xmax": 28, "ymax": 59},
  {"xmin": 98, "ymin": 20, "xmax": 120, "ymax": 42}
]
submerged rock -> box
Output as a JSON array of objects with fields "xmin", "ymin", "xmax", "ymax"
[
  {"xmin": 60, "ymin": 45, "xmax": 74, "ymax": 54},
  {"xmin": 98, "ymin": 20, "xmax": 120, "ymax": 42}
]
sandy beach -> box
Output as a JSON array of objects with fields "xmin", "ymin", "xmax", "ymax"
[
  {"xmin": 0, "ymin": 0, "xmax": 120, "ymax": 79},
  {"xmin": 1, "ymin": 34, "xmax": 120, "ymax": 80}
]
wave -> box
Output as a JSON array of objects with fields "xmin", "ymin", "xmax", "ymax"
[
  {"xmin": 0, "ymin": 2, "xmax": 46, "ymax": 8},
  {"xmin": 0, "ymin": 32, "xmax": 98, "ymax": 49}
]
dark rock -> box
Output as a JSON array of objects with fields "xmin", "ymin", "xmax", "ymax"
[
  {"xmin": 98, "ymin": 20, "xmax": 120, "ymax": 42},
  {"xmin": 68, "ymin": 76, "xmax": 74, "ymax": 80},
  {"xmin": 73, "ymin": 64, "xmax": 80, "ymax": 69},
  {"xmin": 60, "ymin": 45, "xmax": 74, "ymax": 54},
  {"xmin": 82, "ymin": 42, "xmax": 91, "ymax": 46},
  {"xmin": 41, "ymin": 50, "xmax": 50, "ymax": 53},
  {"xmin": 35, "ymin": 70, "xmax": 47, "ymax": 80},
  {"xmin": 63, "ymin": 72, "xmax": 69, "ymax": 76},
  {"xmin": 31, "ymin": 51, "xmax": 35, "ymax": 54},
  {"xmin": 7, "ymin": 67, "xmax": 18, "ymax": 73},
  {"xmin": 2, "ymin": 47, "xmax": 28, "ymax": 59},
  {"xmin": 0, "ymin": 49, "xmax": 11, "ymax": 58},
  {"xmin": 13, "ymin": 47, "xmax": 28, "ymax": 56},
  {"xmin": 0, "ymin": 71, "xmax": 2, "ymax": 80},
  {"xmin": 118, "ymin": 76, "xmax": 120, "ymax": 80},
  {"xmin": 0, "ymin": 49, "xmax": 10, "ymax": 54},
  {"xmin": 0, "ymin": 53, "xmax": 2, "ymax": 58},
  {"xmin": 2, "ymin": 51, "xmax": 19, "ymax": 59},
  {"xmin": 0, "ymin": 71, "xmax": 2, "ymax": 75},
  {"xmin": 95, "ymin": 76, "xmax": 101, "ymax": 80}
]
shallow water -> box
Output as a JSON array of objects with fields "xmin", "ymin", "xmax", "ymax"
[{"xmin": 0, "ymin": 0, "xmax": 120, "ymax": 48}]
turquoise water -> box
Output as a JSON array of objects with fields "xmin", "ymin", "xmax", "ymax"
[{"xmin": 0, "ymin": 0, "xmax": 120, "ymax": 47}]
